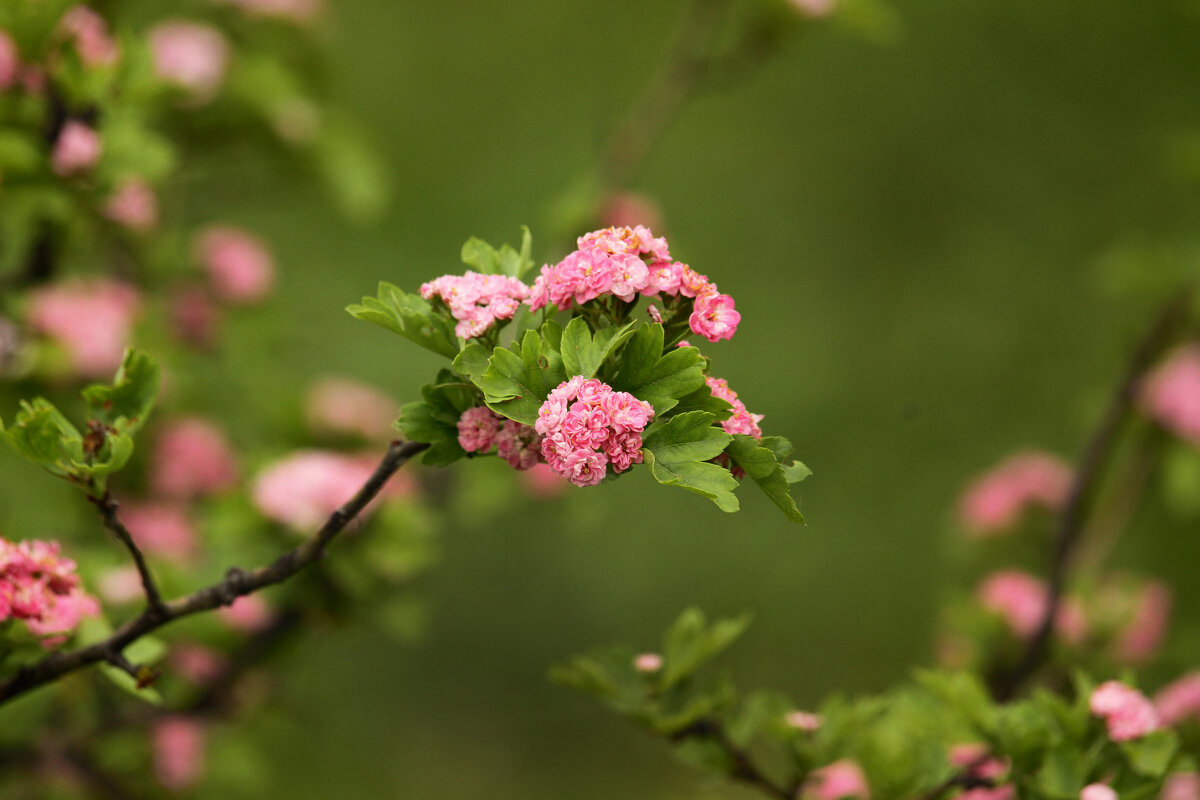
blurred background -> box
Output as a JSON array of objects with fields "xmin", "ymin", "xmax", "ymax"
[{"xmin": 5, "ymin": 0, "xmax": 1200, "ymax": 796}]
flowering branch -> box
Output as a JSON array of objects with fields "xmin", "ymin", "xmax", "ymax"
[
  {"xmin": 88, "ymin": 492, "xmax": 167, "ymax": 618},
  {"xmin": 994, "ymin": 290, "xmax": 1194, "ymax": 700},
  {"xmin": 0, "ymin": 439, "xmax": 429, "ymax": 706}
]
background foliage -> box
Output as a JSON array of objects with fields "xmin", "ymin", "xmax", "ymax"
[{"xmin": 4, "ymin": 0, "xmax": 1200, "ymax": 796}]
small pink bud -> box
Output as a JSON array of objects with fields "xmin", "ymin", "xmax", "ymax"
[
  {"xmin": 195, "ymin": 225, "xmax": 276, "ymax": 304},
  {"xmin": 1081, "ymin": 784, "xmax": 1118, "ymax": 800},
  {"xmin": 51, "ymin": 121, "xmax": 102, "ymax": 176},
  {"xmin": 784, "ymin": 710, "xmax": 822, "ymax": 732},
  {"xmin": 810, "ymin": 759, "xmax": 869, "ymax": 800},
  {"xmin": 789, "ymin": 0, "xmax": 837, "ymax": 18},
  {"xmin": 633, "ymin": 653, "xmax": 663, "ymax": 673}
]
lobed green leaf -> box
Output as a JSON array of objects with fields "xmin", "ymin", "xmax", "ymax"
[
  {"xmin": 641, "ymin": 412, "xmax": 738, "ymax": 512},
  {"xmin": 347, "ymin": 282, "xmax": 460, "ymax": 360}
]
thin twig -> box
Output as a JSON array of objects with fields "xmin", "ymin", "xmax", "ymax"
[
  {"xmin": 671, "ymin": 717, "xmax": 792, "ymax": 799},
  {"xmin": 0, "ymin": 439, "xmax": 428, "ymax": 705},
  {"xmin": 88, "ymin": 493, "xmax": 167, "ymax": 618},
  {"xmin": 993, "ymin": 290, "xmax": 1193, "ymax": 700}
]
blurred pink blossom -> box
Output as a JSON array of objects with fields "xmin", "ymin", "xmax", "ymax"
[
  {"xmin": 948, "ymin": 743, "xmax": 1008, "ymax": 781},
  {"xmin": 96, "ymin": 565, "xmax": 143, "ymax": 605},
  {"xmin": 215, "ymin": 0, "xmax": 323, "ymax": 24},
  {"xmin": 252, "ymin": 450, "xmax": 389, "ymax": 531},
  {"xmin": 218, "ymin": 594, "xmax": 273, "ymax": 632},
  {"xmin": 150, "ymin": 418, "xmax": 239, "ymax": 499},
  {"xmin": 60, "ymin": 6, "xmax": 120, "ymax": 67},
  {"xmin": 0, "ymin": 30, "xmax": 19, "ymax": 89},
  {"xmin": 1154, "ymin": 672, "xmax": 1200, "ymax": 726},
  {"xmin": 600, "ymin": 191, "xmax": 664, "ymax": 232},
  {"xmin": 120, "ymin": 501, "xmax": 197, "ymax": 563},
  {"xmin": 790, "ymin": 0, "xmax": 837, "ymax": 17},
  {"xmin": 152, "ymin": 717, "xmax": 206, "ymax": 791},
  {"xmin": 1081, "ymin": 786, "xmax": 1117, "ymax": 800},
  {"xmin": 169, "ymin": 285, "xmax": 220, "ymax": 349},
  {"xmin": 1091, "ymin": 681, "xmax": 1160, "ymax": 742},
  {"xmin": 960, "ymin": 788, "xmax": 1016, "ymax": 800},
  {"xmin": 26, "ymin": 278, "xmax": 140, "ymax": 377},
  {"xmin": 51, "ymin": 121, "xmax": 102, "ymax": 176},
  {"xmin": 809, "ymin": 759, "xmax": 869, "ymax": 800},
  {"xmin": 633, "ymin": 652, "xmax": 663, "ymax": 673},
  {"xmin": 103, "ymin": 179, "xmax": 158, "ymax": 232},
  {"xmin": 305, "ymin": 377, "xmax": 396, "ymax": 441},
  {"xmin": 170, "ymin": 643, "xmax": 228, "ymax": 685},
  {"xmin": 977, "ymin": 570, "xmax": 1086, "ymax": 645},
  {"xmin": 195, "ymin": 225, "xmax": 276, "ymax": 304},
  {"xmin": 785, "ymin": 711, "xmax": 823, "ymax": 732},
  {"xmin": 519, "ymin": 463, "xmax": 569, "ymax": 499},
  {"xmin": 1163, "ymin": 773, "xmax": 1200, "ymax": 800},
  {"xmin": 1113, "ymin": 580, "xmax": 1171, "ymax": 665},
  {"xmin": 958, "ymin": 451, "xmax": 1072, "ymax": 534},
  {"xmin": 149, "ymin": 21, "xmax": 230, "ymax": 101},
  {"xmin": 1141, "ymin": 345, "xmax": 1200, "ymax": 446}
]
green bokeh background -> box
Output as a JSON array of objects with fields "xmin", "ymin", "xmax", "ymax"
[{"xmin": 7, "ymin": 0, "xmax": 1200, "ymax": 796}]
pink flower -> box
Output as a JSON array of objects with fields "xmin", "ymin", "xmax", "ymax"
[
  {"xmin": 789, "ymin": 0, "xmax": 838, "ymax": 17},
  {"xmin": 518, "ymin": 463, "xmax": 569, "ymax": 499},
  {"xmin": 1154, "ymin": 672, "xmax": 1200, "ymax": 726},
  {"xmin": 51, "ymin": 121, "xmax": 102, "ymax": 176},
  {"xmin": 306, "ymin": 378, "xmax": 396, "ymax": 441},
  {"xmin": 1090, "ymin": 681, "xmax": 1160, "ymax": 741},
  {"xmin": 215, "ymin": 0, "xmax": 323, "ymax": 24},
  {"xmin": 195, "ymin": 226, "xmax": 276, "ymax": 304},
  {"xmin": 634, "ymin": 652, "xmax": 663, "ymax": 672},
  {"xmin": 119, "ymin": 501, "xmax": 196, "ymax": 563},
  {"xmin": 958, "ymin": 451, "xmax": 1073, "ymax": 535},
  {"xmin": 218, "ymin": 594, "xmax": 273, "ymax": 632},
  {"xmin": 1113, "ymin": 580, "xmax": 1171, "ymax": 665},
  {"xmin": 59, "ymin": 6, "xmax": 120, "ymax": 67},
  {"xmin": 152, "ymin": 717, "xmax": 206, "ymax": 791},
  {"xmin": 25, "ymin": 278, "xmax": 140, "ymax": 377},
  {"xmin": 252, "ymin": 450, "xmax": 382, "ymax": 530},
  {"xmin": 1163, "ymin": 774, "xmax": 1200, "ymax": 800},
  {"xmin": 0, "ymin": 30, "xmax": 19, "ymax": 90},
  {"xmin": 1082, "ymin": 784, "xmax": 1118, "ymax": 800},
  {"xmin": 948, "ymin": 743, "xmax": 1008, "ymax": 781},
  {"xmin": 149, "ymin": 21, "xmax": 230, "ymax": 101},
  {"xmin": 170, "ymin": 643, "xmax": 227, "ymax": 685},
  {"xmin": 536, "ymin": 377, "xmax": 653, "ymax": 486},
  {"xmin": 809, "ymin": 759, "xmax": 869, "ymax": 800},
  {"xmin": 104, "ymin": 179, "xmax": 158, "ymax": 232},
  {"xmin": 785, "ymin": 710, "xmax": 823, "ymax": 732},
  {"xmin": 1141, "ymin": 345, "xmax": 1200, "ymax": 446},
  {"xmin": 495, "ymin": 420, "xmax": 542, "ymax": 470},
  {"xmin": 457, "ymin": 406, "xmax": 506, "ymax": 453},
  {"xmin": 96, "ymin": 565, "xmax": 144, "ymax": 605},
  {"xmin": 420, "ymin": 271, "xmax": 529, "ymax": 339},
  {"xmin": 0, "ymin": 537, "xmax": 100, "ymax": 637},
  {"xmin": 977, "ymin": 570, "xmax": 1087, "ymax": 644},
  {"xmin": 689, "ymin": 292, "xmax": 741, "ymax": 343},
  {"xmin": 706, "ymin": 375, "xmax": 764, "ymax": 441},
  {"xmin": 151, "ymin": 418, "xmax": 239, "ymax": 499}
]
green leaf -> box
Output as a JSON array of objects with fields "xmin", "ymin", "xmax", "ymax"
[
  {"xmin": 394, "ymin": 369, "xmax": 478, "ymax": 466},
  {"xmin": 1121, "ymin": 729, "xmax": 1180, "ymax": 778},
  {"xmin": 0, "ymin": 398, "xmax": 84, "ymax": 481},
  {"xmin": 641, "ymin": 412, "xmax": 738, "ymax": 512},
  {"xmin": 460, "ymin": 227, "xmax": 535, "ymax": 280},
  {"xmin": 1035, "ymin": 746, "xmax": 1086, "ymax": 799},
  {"xmin": 661, "ymin": 608, "xmax": 751, "ymax": 690},
  {"xmin": 560, "ymin": 317, "xmax": 636, "ymax": 380},
  {"xmin": 451, "ymin": 343, "xmax": 491, "ymax": 383},
  {"xmin": 610, "ymin": 324, "xmax": 706, "ymax": 416},
  {"xmin": 477, "ymin": 329, "xmax": 566, "ymax": 425},
  {"xmin": 81, "ymin": 349, "xmax": 159, "ymax": 437},
  {"xmin": 671, "ymin": 383, "xmax": 734, "ymax": 421},
  {"xmin": 727, "ymin": 434, "xmax": 806, "ymax": 524},
  {"xmin": 348, "ymin": 282, "xmax": 460, "ymax": 360}
]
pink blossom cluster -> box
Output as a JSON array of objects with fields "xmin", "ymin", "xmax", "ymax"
[
  {"xmin": 104, "ymin": 180, "xmax": 159, "ymax": 233},
  {"xmin": 419, "ymin": 271, "xmax": 530, "ymax": 339},
  {"xmin": 149, "ymin": 20, "xmax": 230, "ymax": 102},
  {"xmin": 152, "ymin": 717, "xmax": 206, "ymax": 791},
  {"xmin": 51, "ymin": 120, "xmax": 102, "ymax": 176},
  {"xmin": 1154, "ymin": 672, "xmax": 1200, "ymax": 726},
  {"xmin": 1111, "ymin": 580, "xmax": 1171, "ymax": 665},
  {"xmin": 807, "ymin": 759, "xmax": 869, "ymax": 800},
  {"xmin": 59, "ymin": 6, "xmax": 120, "ymax": 68},
  {"xmin": 977, "ymin": 570, "xmax": 1086, "ymax": 644},
  {"xmin": 1090, "ymin": 680, "xmax": 1160, "ymax": 741},
  {"xmin": 705, "ymin": 375, "xmax": 764, "ymax": 439},
  {"xmin": 306, "ymin": 377, "xmax": 396, "ymax": 442},
  {"xmin": 151, "ymin": 418, "xmax": 240, "ymax": 499},
  {"xmin": 958, "ymin": 451, "xmax": 1072, "ymax": 535},
  {"xmin": 785, "ymin": 710, "xmax": 823, "ymax": 732},
  {"xmin": 947, "ymin": 743, "xmax": 1013, "ymax": 800},
  {"xmin": 1080, "ymin": 785, "xmax": 1117, "ymax": 800},
  {"xmin": 0, "ymin": 537, "xmax": 100, "ymax": 637},
  {"xmin": 528, "ymin": 226, "xmax": 741, "ymax": 343},
  {"xmin": 456, "ymin": 406, "xmax": 543, "ymax": 470},
  {"xmin": 212, "ymin": 0, "xmax": 323, "ymax": 23},
  {"xmin": 1141, "ymin": 345, "xmax": 1200, "ymax": 446},
  {"xmin": 535, "ymin": 377, "xmax": 654, "ymax": 487},
  {"xmin": 1164, "ymin": 774, "xmax": 1200, "ymax": 800},
  {"xmin": 25, "ymin": 278, "xmax": 141, "ymax": 377},
  {"xmin": 194, "ymin": 225, "xmax": 276, "ymax": 305},
  {"xmin": 120, "ymin": 502, "xmax": 197, "ymax": 564},
  {"xmin": 0, "ymin": 30, "xmax": 18, "ymax": 90}
]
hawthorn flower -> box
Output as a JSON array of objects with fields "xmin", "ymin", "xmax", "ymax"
[
  {"xmin": 957, "ymin": 451, "xmax": 1072, "ymax": 535},
  {"xmin": 1141, "ymin": 345, "xmax": 1200, "ymax": 446},
  {"xmin": 104, "ymin": 179, "xmax": 159, "ymax": 232},
  {"xmin": 536, "ymin": 378, "xmax": 653, "ymax": 487},
  {"xmin": 1163, "ymin": 773, "xmax": 1200, "ymax": 800},
  {"xmin": 1090, "ymin": 681, "xmax": 1160, "ymax": 742},
  {"xmin": 785, "ymin": 710, "xmax": 823, "ymax": 732},
  {"xmin": 457, "ymin": 406, "xmax": 506, "ymax": 453},
  {"xmin": 0, "ymin": 537, "xmax": 100, "ymax": 638},
  {"xmin": 1154, "ymin": 672, "xmax": 1200, "ymax": 726},
  {"xmin": 152, "ymin": 717, "xmax": 207, "ymax": 791},
  {"xmin": 790, "ymin": 0, "xmax": 838, "ymax": 18},
  {"xmin": 59, "ymin": 6, "xmax": 120, "ymax": 67},
  {"xmin": 251, "ymin": 450, "xmax": 401, "ymax": 530},
  {"xmin": 306, "ymin": 378, "xmax": 396, "ymax": 442},
  {"xmin": 977, "ymin": 570, "xmax": 1086, "ymax": 644},
  {"xmin": 0, "ymin": 30, "xmax": 19, "ymax": 90},
  {"xmin": 1112, "ymin": 580, "xmax": 1171, "ymax": 665},
  {"xmin": 218, "ymin": 594, "xmax": 273, "ymax": 632},
  {"xmin": 705, "ymin": 375, "xmax": 764, "ymax": 440},
  {"xmin": 51, "ymin": 121, "xmax": 102, "ymax": 176},
  {"xmin": 195, "ymin": 225, "xmax": 276, "ymax": 304},
  {"xmin": 25, "ymin": 278, "xmax": 141, "ymax": 377},
  {"xmin": 120, "ymin": 501, "xmax": 197, "ymax": 563},
  {"xmin": 633, "ymin": 653, "xmax": 663, "ymax": 673},
  {"xmin": 151, "ymin": 418, "xmax": 239, "ymax": 499},
  {"xmin": 150, "ymin": 21, "xmax": 230, "ymax": 101},
  {"xmin": 689, "ymin": 292, "xmax": 741, "ymax": 343},
  {"xmin": 420, "ymin": 271, "xmax": 529, "ymax": 339},
  {"xmin": 808, "ymin": 759, "xmax": 869, "ymax": 800}
]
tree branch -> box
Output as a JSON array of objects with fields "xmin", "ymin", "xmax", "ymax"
[
  {"xmin": 87, "ymin": 493, "xmax": 167, "ymax": 618},
  {"xmin": 671, "ymin": 717, "xmax": 793, "ymax": 799},
  {"xmin": 0, "ymin": 439, "xmax": 428, "ymax": 706},
  {"xmin": 993, "ymin": 290, "xmax": 1193, "ymax": 700}
]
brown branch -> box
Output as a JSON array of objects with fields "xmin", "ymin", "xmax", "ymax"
[
  {"xmin": 0, "ymin": 439, "xmax": 428, "ymax": 706},
  {"xmin": 671, "ymin": 717, "xmax": 792, "ymax": 799},
  {"xmin": 993, "ymin": 290, "xmax": 1193, "ymax": 700},
  {"xmin": 88, "ymin": 493, "xmax": 167, "ymax": 618}
]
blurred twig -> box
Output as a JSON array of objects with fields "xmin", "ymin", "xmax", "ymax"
[{"xmin": 671, "ymin": 717, "xmax": 793, "ymax": 799}]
